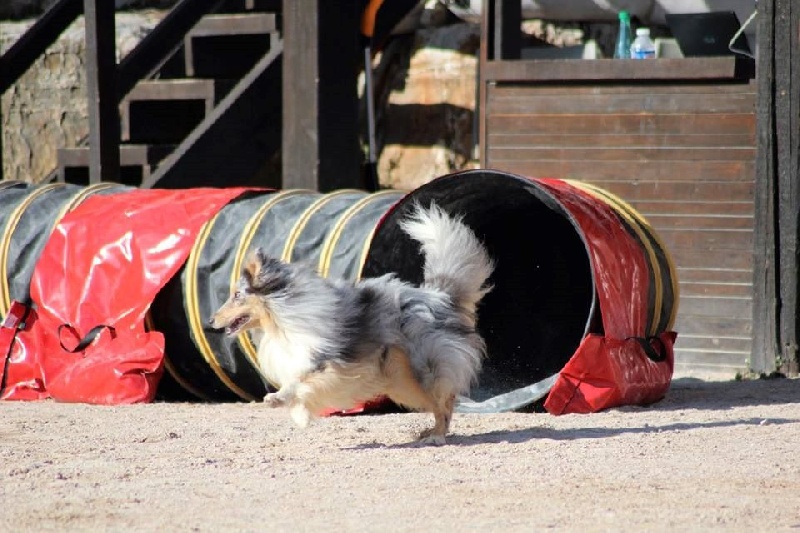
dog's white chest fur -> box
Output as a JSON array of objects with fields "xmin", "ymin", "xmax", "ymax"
[{"xmin": 256, "ymin": 331, "xmax": 319, "ymax": 387}]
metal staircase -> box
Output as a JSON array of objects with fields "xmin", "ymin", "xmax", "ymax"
[
  {"xmin": 1, "ymin": 0, "xmax": 384, "ymax": 192},
  {"xmin": 56, "ymin": 1, "xmax": 283, "ymax": 188},
  {"xmin": 0, "ymin": 0, "xmax": 284, "ymax": 188}
]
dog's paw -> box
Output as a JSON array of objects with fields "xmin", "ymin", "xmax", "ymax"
[
  {"xmin": 417, "ymin": 430, "xmax": 446, "ymax": 446},
  {"xmin": 290, "ymin": 404, "xmax": 312, "ymax": 428},
  {"xmin": 263, "ymin": 393, "xmax": 285, "ymax": 408}
]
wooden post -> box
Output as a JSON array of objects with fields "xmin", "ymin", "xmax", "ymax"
[
  {"xmin": 480, "ymin": 0, "xmax": 521, "ymax": 166},
  {"xmin": 493, "ymin": 0, "xmax": 521, "ymax": 61},
  {"xmin": 775, "ymin": 0, "xmax": 800, "ymax": 375},
  {"xmin": 753, "ymin": 0, "xmax": 779, "ymax": 375},
  {"xmin": 83, "ymin": 0, "xmax": 119, "ymax": 183},
  {"xmin": 478, "ymin": 0, "xmax": 491, "ymax": 166},
  {"xmin": 282, "ymin": 0, "xmax": 363, "ymax": 192},
  {"xmin": 754, "ymin": 0, "xmax": 800, "ymax": 376}
]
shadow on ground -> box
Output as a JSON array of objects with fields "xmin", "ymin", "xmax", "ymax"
[
  {"xmin": 654, "ymin": 376, "xmax": 800, "ymax": 411},
  {"xmin": 347, "ymin": 416, "xmax": 798, "ymax": 450},
  {"xmin": 346, "ymin": 377, "xmax": 800, "ymax": 449}
]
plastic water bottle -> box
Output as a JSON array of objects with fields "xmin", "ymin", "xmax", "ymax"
[
  {"xmin": 630, "ymin": 28, "xmax": 656, "ymax": 59},
  {"xmin": 614, "ymin": 11, "xmax": 632, "ymax": 59}
]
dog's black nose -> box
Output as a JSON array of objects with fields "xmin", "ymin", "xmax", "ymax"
[{"xmin": 207, "ymin": 317, "xmax": 215, "ymax": 327}]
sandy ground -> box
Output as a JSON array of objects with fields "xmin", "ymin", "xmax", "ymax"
[{"xmin": 2, "ymin": 377, "xmax": 800, "ymax": 532}]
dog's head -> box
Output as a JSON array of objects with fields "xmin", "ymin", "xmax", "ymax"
[{"xmin": 209, "ymin": 248, "xmax": 292, "ymax": 336}]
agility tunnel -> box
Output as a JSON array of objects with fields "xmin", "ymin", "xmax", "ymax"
[
  {"xmin": 0, "ymin": 169, "xmax": 677, "ymax": 412},
  {"xmin": 0, "ymin": 181, "xmax": 130, "ymax": 319}
]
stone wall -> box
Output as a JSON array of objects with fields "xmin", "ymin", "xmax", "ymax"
[{"xmin": 1, "ymin": 12, "xmax": 164, "ymax": 182}]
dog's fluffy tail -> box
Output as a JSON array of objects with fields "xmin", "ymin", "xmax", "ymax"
[{"xmin": 400, "ymin": 203, "xmax": 494, "ymax": 316}]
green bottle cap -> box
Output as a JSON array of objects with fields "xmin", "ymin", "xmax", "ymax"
[{"xmin": 618, "ymin": 11, "xmax": 630, "ymax": 21}]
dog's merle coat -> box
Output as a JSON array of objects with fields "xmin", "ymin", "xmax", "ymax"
[{"xmin": 211, "ymin": 203, "xmax": 494, "ymax": 444}]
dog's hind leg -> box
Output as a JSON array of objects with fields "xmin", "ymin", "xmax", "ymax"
[
  {"xmin": 418, "ymin": 393, "xmax": 455, "ymax": 446},
  {"xmin": 382, "ymin": 346, "xmax": 438, "ymax": 414}
]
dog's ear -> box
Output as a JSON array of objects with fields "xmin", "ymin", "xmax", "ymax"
[
  {"xmin": 256, "ymin": 247, "xmax": 269, "ymax": 266},
  {"xmin": 242, "ymin": 248, "xmax": 290, "ymax": 294},
  {"xmin": 243, "ymin": 248, "xmax": 264, "ymax": 287}
]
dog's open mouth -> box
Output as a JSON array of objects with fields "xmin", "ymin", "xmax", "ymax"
[{"xmin": 225, "ymin": 315, "xmax": 250, "ymax": 336}]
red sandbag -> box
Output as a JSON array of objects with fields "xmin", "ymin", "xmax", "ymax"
[
  {"xmin": 2, "ymin": 187, "xmax": 251, "ymax": 404},
  {"xmin": 544, "ymin": 332, "xmax": 676, "ymax": 414}
]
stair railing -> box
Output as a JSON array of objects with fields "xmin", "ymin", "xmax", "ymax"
[{"xmin": 0, "ymin": 0, "xmax": 225, "ymax": 182}]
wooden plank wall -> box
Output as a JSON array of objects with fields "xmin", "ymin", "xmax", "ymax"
[{"xmin": 484, "ymin": 81, "xmax": 757, "ymax": 377}]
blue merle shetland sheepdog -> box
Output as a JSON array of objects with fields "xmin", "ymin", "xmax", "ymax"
[{"xmin": 210, "ymin": 203, "xmax": 494, "ymax": 445}]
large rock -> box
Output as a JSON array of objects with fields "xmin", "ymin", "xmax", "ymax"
[
  {"xmin": 1, "ymin": 12, "xmax": 164, "ymax": 182},
  {"xmin": 375, "ymin": 22, "xmax": 481, "ymax": 192}
]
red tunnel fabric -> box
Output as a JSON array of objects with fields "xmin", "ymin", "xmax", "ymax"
[
  {"xmin": 538, "ymin": 179, "xmax": 675, "ymax": 414},
  {"xmin": 0, "ymin": 187, "xmax": 251, "ymax": 404}
]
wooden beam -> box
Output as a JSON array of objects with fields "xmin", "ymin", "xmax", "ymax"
[
  {"xmin": 282, "ymin": 0, "xmax": 363, "ymax": 192},
  {"xmin": 83, "ymin": 0, "xmax": 120, "ymax": 183},
  {"xmin": 483, "ymin": 57, "xmax": 749, "ymax": 83},
  {"xmin": 775, "ymin": 0, "xmax": 800, "ymax": 375},
  {"xmin": 753, "ymin": 0, "xmax": 800, "ymax": 376}
]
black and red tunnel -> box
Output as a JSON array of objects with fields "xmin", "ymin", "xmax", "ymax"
[{"xmin": 0, "ymin": 170, "xmax": 678, "ymax": 413}]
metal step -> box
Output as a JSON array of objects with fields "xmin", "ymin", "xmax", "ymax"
[
  {"xmin": 121, "ymin": 79, "xmax": 237, "ymax": 144},
  {"xmin": 143, "ymin": 37, "xmax": 283, "ymax": 189},
  {"xmin": 190, "ymin": 13, "xmax": 277, "ymax": 36},
  {"xmin": 57, "ymin": 144, "xmax": 175, "ymax": 186},
  {"xmin": 184, "ymin": 13, "xmax": 278, "ymax": 78}
]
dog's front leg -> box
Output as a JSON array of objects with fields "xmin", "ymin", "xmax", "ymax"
[
  {"xmin": 263, "ymin": 382, "xmax": 297, "ymax": 408},
  {"xmin": 263, "ymin": 382, "xmax": 313, "ymax": 428}
]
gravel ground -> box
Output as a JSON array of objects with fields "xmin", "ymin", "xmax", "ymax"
[{"xmin": 2, "ymin": 377, "xmax": 800, "ymax": 532}]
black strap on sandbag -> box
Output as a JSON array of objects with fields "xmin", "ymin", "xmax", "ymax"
[
  {"xmin": 628, "ymin": 335, "xmax": 667, "ymax": 363},
  {"xmin": 58, "ymin": 323, "xmax": 117, "ymax": 354}
]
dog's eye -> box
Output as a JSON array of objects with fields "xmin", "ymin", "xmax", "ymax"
[{"xmin": 233, "ymin": 290, "xmax": 243, "ymax": 300}]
